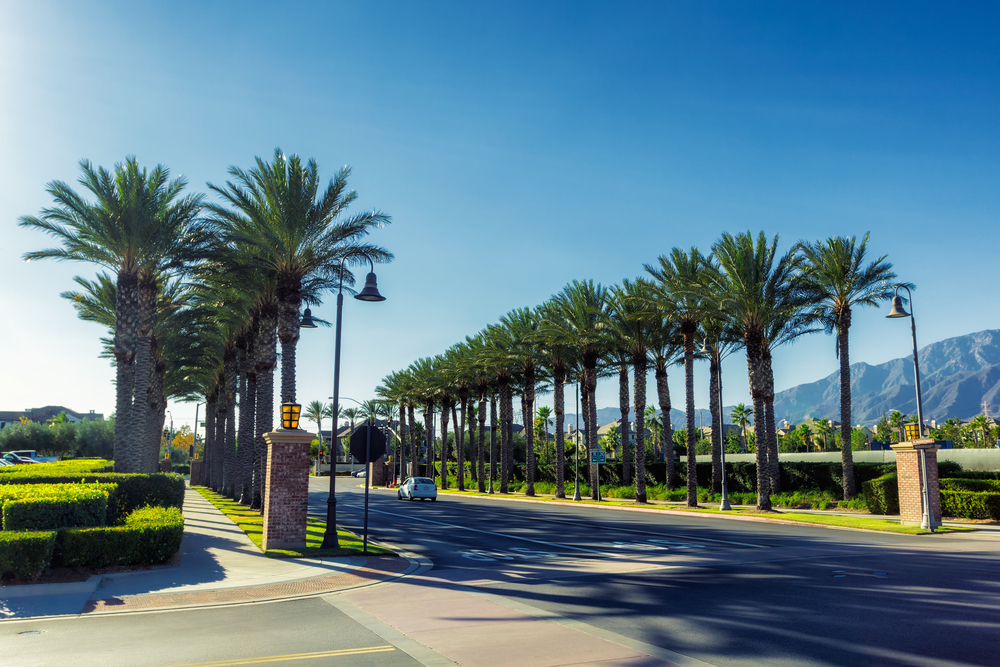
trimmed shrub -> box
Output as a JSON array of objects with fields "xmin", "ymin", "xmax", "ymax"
[
  {"xmin": 863, "ymin": 473, "xmax": 899, "ymax": 515},
  {"xmin": 0, "ymin": 473, "xmax": 183, "ymax": 523},
  {"xmin": 55, "ymin": 506, "xmax": 185, "ymax": 568},
  {"xmin": 0, "ymin": 531, "xmax": 57, "ymax": 580},
  {"xmin": 940, "ymin": 478, "xmax": 1000, "ymax": 493},
  {"xmin": 0, "ymin": 459, "xmax": 114, "ymax": 477},
  {"xmin": 940, "ymin": 489, "xmax": 1000, "ymax": 520},
  {"xmin": 0, "ymin": 483, "xmax": 115, "ymax": 530}
]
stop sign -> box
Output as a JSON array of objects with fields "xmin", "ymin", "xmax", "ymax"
[{"xmin": 349, "ymin": 423, "xmax": 387, "ymax": 464}]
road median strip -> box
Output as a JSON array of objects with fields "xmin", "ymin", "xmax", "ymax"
[{"xmin": 431, "ymin": 487, "xmax": 974, "ymax": 535}]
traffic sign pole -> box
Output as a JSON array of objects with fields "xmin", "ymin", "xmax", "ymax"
[{"xmin": 363, "ymin": 424, "xmax": 371, "ymax": 554}]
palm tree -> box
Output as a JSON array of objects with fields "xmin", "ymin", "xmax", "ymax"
[
  {"xmin": 21, "ymin": 157, "xmax": 203, "ymax": 472},
  {"xmin": 969, "ymin": 415, "xmax": 990, "ymax": 448},
  {"xmin": 797, "ymin": 423, "xmax": 813, "ymax": 451},
  {"xmin": 646, "ymin": 248, "xmax": 713, "ymax": 508},
  {"xmin": 709, "ymin": 231, "xmax": 808, "ymax": 511},
  {"xmin": 814, "ymin": 419, "xmax": 834, "ymax": 452},
  {"xmin": 888, "ymin": 410, "xmax": 907, "ymax": 443},
  {"xmin": 730, "ymin": 404, "xmax": 753, "ymax": 453},
  {"xmin": 550, "ymin": 281, "xmax": 610, "ymax": 501},
  {"xmin": 649, "ymin": 320, "xmax": 681, "ymax": 486},
  {"xmin": 537, "ymin": 301, "xmax": 578, "ymax": 499},
  {"xmin": 798, "ymin": 233, "xmax": 903, "ymax": 499},
  {"xmin": 536, "ymin": 406, "xmax": 553, "ymax": 465},
  {"xmin": 206, "ymin": 149, "xmax": 392, "ymax": 407},
  {"xmin": 341, "ymin": 407, "xmax": 360, "ymax": 463},
  {"xmin": 304, "ymin": 401, "xmax": 330, "ymax": 461},
  {"xmin": 501, "ymin": 308, "xmax": 543, "ymax": 496},
  {"xmin": 607, "ymin": 279, "xmax": 659, "ymax": 503}
]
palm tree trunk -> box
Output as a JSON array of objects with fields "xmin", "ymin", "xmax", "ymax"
[
  {"xmin": 524, "ymin": 371, "xmax": 536, "ymax": 497},
  {"xmin": 499, "ymin": 380, "xmax": 510, "ymax": 493},
  {"xmin": 489, "ymin": 394, "xmax": 497, "ymax": 489},
  {"xmin": 633, "ymin": 355, "xmax": 648, "ymax": 503},
  {"xmin": 423, "ymin": 402, "xmax": 434, "ymax": 478},
  {"xmin": 477, "ymin": 394, "xmax": 487, "ymax": 493},
  {"xmin": 468, "ymin": 400, "xmax": 477, "ymax": 485},
  {"xmin": 656, "ymin": 365, "xmax": 675, "ymax": 489},
  {"xmin": 203, "ymin": 398, "xmax": 216, "ymax": 487},
  {"xmin": 586, "ymin": 364, "xmax": 599, "ymax": 499},
  {"xmin": 113, "ymin": 270, "xmax": 138, "ymax": 473},
  {"xmin": 130, "ymin": 272, "xmax": 156, "ymax": 474},
  {"xmin": 239, "ymin": 360, "xmax": 257, "ymax": 505},
  {"xmin": 225, "ymin": 348, "xmax": 239, "ymax": 499},
  {"xmin": 456, "ymin": 396, "xmax": 466, "ymax": 491},
  {"xmin": 439, "ymin": 401, "xmax": 450, "ymax": 489},
  {"xmin": 214, "ymin": 391, "xmax": 227, "ymax": 492},
  {"xmin": 554, "ymin": 367, "xmax": 566, "ymax": 499},
  {"xmin": 683, "ymin": 331, "xmax": 697, "ymax": 508},
  {"xmin": 407, "ymin": 404, "xmax": 416, "ymax": 479},
  {"xmin": 764, "ymin": 398, "xmax": 779, "ymax": 494},
  {"xmin": 145, "ymin": 349, "xmax": 165, "ymax": 473},
  {"xmin": 253, "ymin": 309, "xmax": 277, "ymax": 510},
  {"xmin": 746, "ymin": 337, "xmax": 772, "ymax": 510},
  {"xmin": 838, "ymin": 320, "xmax": 856, "ymax": 499},
  {"xmin": 276, "ymin": 282, "xmax": 301, "ymax": 405},
  {"xmin": 709, "ymin": 355, "xmax": 721, "ymax": 494},
  {"xmin": 618, "ymin": 365, "xmax": 632, "ymax": 486}
]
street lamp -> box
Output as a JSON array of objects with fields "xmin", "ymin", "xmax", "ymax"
[
  {"xmin": 701, "ymin": 338, "xmax": 731, "ymax": 511},
  {"xmin": 321, "ymin": 254, "xmax": 385, "ymax": 549},
  {"xmin": 886, "ymin": 285, "xmax": 936, "ymax": 531}
]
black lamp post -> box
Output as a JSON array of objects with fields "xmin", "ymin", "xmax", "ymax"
[
  {"xmin": 321, "ymin": 254, "xmax": 385, "ymax": 549},
  {"xmin": 886, "ymin": 284, "xmax": 935, "ymax": 531}
]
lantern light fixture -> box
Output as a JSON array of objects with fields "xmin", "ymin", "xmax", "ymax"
[{"xmin": 281, "ymin": 402, "xmax": 302, "ymax": 430}]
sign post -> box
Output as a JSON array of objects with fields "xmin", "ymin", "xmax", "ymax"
[
  {"xmin": 590, "ymin": 450, "xmax": 605, "ymax": 501},
  {"xmin": 350, "ymin": 423, "xmax": 386, "ymax": 553}
]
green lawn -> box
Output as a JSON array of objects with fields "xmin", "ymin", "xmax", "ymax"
[
  {"xmin": 193, "ymin": 486, "xmax": 396, "ymax": 558},
  {"xmin": 436, "ymin": 488, "xmax": 974, "ymax": 535}
]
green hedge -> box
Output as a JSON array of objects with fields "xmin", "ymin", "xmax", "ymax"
[
  {"xmin": 0, "ymin": 458, "xmax": 115, "ymax": 477},
  {"xmin": 862, "ymin": 473, "xmax": 899, "ymax": 515},
  {"xmin": 0, "ymin": 483, "xmax": 116, "ymax": 530},
  {"xmin": 940, "ymin": 478, "xmax": 1000, "ymax": 493},
  {"xmin": 0, "ymin": 530, "xmax": 57, "ymax": 580},
  {"xmin": 0, "ymin": 473, "xmax": 183, "ymax": 523},
  {"xmin": 940, "ymin": 489, "xmax": 1000, "ymax": 520},
  {"xmin": 55, "ymin": 506, "xmax": 184, "ymax": 568}
]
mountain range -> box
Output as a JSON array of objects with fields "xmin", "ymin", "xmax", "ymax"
[{"xmin": 570, "ymin": 330, "xmax": 1000, "ymax": 429}]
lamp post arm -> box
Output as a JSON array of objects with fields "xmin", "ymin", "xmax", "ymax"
[{"xmin": 896, "ymin": 286, "xmax": 924, "ymax": 438}]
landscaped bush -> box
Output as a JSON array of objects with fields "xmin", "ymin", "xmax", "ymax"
[
  {"xmin": 0, "ymin": 472, "xmax": 183, "ymax": 523},
  {"xmin": 55, "ymin": 506, "xmax": 184, "ymax": 568},
  {"xmin": 0, "ymin": 483, "xmax": 116, "ymax": 529},
  {"xmin": 0, "ymin": 459, "xmax": 115, "ymax": 477},
  {"xmin": 0, "ymin": 530, "xmax": 57, "ymax": 580},
  {"xmin": 862, "ymin": 473, "xmax": 899, "ymax": 515},
  {"xmin": 940, "ymin": 478, "xmax": 1000, "ymax": 493},
  {"xmin": 940, "ymin": 488, "xmax": 1000, "ymax": 521}
]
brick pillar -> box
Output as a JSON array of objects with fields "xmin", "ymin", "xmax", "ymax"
[
  {"xmin": 262, "ymin": 429, "xmax": 313, "ymax": 551},
  {"xmin": 890, "ymin": 439, "xmax": 942, "ymax": 527},
  {"xmin": 159, "ymin": 460, "xmax": 172, "ymax": 473},
  {"xmin": 190, "ymin": 459, "xmax": 202, "ymax": 486},
  {"xmin": 371, "ymin": 455, "xmax": 390, "ymax": 486}
]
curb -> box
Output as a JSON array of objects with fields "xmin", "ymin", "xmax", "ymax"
[{"xmin": 1, "ymin": 574, "xmax": 102, "ymax": 599}]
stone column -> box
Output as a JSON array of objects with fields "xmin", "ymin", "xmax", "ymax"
[
  {"xmin": 189, "ymin": 459, "xmax": 202, "ymax": 486},
  {"xmin": 262, "ymin": 429, "xmax": 314, "ymax": 551},
  {"xmin": 890, "ymin": 439, "xmax": 942, "ymax": 527}
]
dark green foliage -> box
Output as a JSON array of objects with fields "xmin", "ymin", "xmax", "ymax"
[
  {"xmin": 940, "ymin": 478, "xmax": 1000, "ymax": 493},
  {"xmin": 3, "ymin": 495, "xmax": 107, "ymax": 531},
  {"xmin": 0, "ymin": 420, "xmax": 115, "ymax": 459},
  {"xmin": 0, "ymin": 458, "xmax": 115, "ymax": 477},
  {"xmin": 940, "ymin": 489, "xmax": 1000, "ymax": 520},
  {"xmin": 0, "ymin": 483, "xmax": 115, "ymax": 530},
  {"xmin": 55, "ymin": 506, "xmax": 184, "ymax": 568},
  {"xmin": 0, "ymin": 531, "xmax": 57, "ymax": 580},
  {"xmin": 862, "ymin": 473, "xmax": 899, "ymax": 515}
]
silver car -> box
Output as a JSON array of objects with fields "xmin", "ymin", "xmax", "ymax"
[{"xmin": 398, "ymin": 476, "xmax": 438, "ymax": 501}]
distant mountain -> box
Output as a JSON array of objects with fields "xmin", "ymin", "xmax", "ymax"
[
  {"xmin": 566, "ymin": 406, "xmax": 714, "ymax": 431},
  {"xmin": 770, "ymin": 329, "xmax": 1000, "ymax": 425}
]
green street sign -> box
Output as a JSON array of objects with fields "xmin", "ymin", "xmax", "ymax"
[{"xmin": 590, "ymin": 451, "xmax": 607, "ymax": 464}]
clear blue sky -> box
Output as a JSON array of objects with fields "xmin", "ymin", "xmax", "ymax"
[{"xmin": 2, "ymin": 1, "xmax": 998, "ymax": 434}]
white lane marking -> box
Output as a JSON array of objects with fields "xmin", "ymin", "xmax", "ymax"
[{"xmin": 341, "ymin": 504, "xmax": 618, "ymax": 557}]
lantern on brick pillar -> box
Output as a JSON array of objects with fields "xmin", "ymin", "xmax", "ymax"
[{"xmin": 281, "ymin": 403, "xmax": 302, "ymax": 430}]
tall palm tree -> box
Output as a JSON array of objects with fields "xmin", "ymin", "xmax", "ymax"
[
  {"xmin": 607, "ymin": 279, "xmax": 659, "ymax": 503},
  {"xmin": 797, "ymin": 233, "xmax": 903, "ymax": 499},
  {"xmin": 480, "ymin": 324, "xmax": 516, "ymax": 493},
  {"xmin": 537, "ymin": 301, "xmax": 578, "ymax": 499},
  {"xmin": 536, "ymin": 405, "xmax": 553, "ymax": 465},
  {"xmin": 730, "ymin": 403, "xmax": 753, "ymax": 453},
  {"xmin": 646, "ymin": 248, "xmax": 713, "ymax": 507},
  {"xmin": 341, "ymin": 407, "xmax": 361, "ymax": 462},
  {"xmin": 21, "ymin": 157, "xmax": 203, "ymax": 472},
  {"xmin": 969, "ymin": 415, "xmax": 991, "ymax": 448},
  {"xmin": 304, "ymin": 401, "xmax": 330, "ymax": 460},
  {"xmin": 709, "ymin": 231, "xmax": 808, "ymax": 511},
  {"xmin": 649, "ymin": 320, "xmax": 681, "ymax": 486},
  {"xmin": 500, "ymin": 308, "xmax": 543, "ymax": 496},
  {"xmin": 206, "ymin": 148, "xmax": 392, "ymax": 407},
  {"xmin": 550, "ymin": 281, "xmax": 609, "ymax": 501},
  {"xmin": 814, "ymin": 419, "xmax": 834, "ymax": 451}
]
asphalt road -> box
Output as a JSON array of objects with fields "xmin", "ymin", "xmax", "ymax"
[{"xmin": 320, "ymin": 477, "xmax": 1000, "ymax": 667}]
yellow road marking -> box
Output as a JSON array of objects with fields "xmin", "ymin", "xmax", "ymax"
[{"xmin": 161, "ymin": 645, "xmax": 395, "ymax": 667}]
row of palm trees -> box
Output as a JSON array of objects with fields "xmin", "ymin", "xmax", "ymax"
[
  {"xmin": 21, "ymin": 151, "xmax": 393, "ymax": 514},
  {"xmin": 376, "ymin": 232, "xmax": 902, "ymax": 509}
]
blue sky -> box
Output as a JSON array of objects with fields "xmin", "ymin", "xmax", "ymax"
[{"xmin": 2, "ymin": 2, "xmax": 998, "ymax": 433}]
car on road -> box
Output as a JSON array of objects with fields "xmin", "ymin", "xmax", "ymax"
[{"xmin": 398, "ymin": 476, "xmax": 437, "ymax": 501}]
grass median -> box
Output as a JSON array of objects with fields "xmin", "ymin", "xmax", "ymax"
[
  {"xmin": 435, "ymin": 487, "xmax": 975, "ymax": 535},
  {"xmin": 193, "ymin": 487, "xmax": 396, "ymax": 558}
]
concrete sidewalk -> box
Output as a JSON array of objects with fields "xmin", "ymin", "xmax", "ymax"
[{"xmin": 0, "ymin": 487, "xmax": 417, "ymax": 620}]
